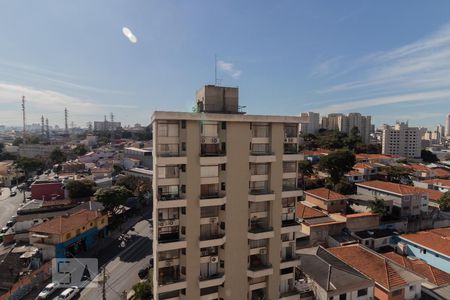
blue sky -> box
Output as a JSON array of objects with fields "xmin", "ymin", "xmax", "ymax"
[{"xmin": 1, "ymin": 1, "xmax": 450, "ymax": 129}]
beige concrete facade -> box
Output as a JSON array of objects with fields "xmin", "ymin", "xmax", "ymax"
[{"xmin": 152, "ymin": 96, "xmax": 303, "ymax": 300}]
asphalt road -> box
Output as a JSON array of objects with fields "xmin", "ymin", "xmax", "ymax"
[
  {"xmin": 0, "ymin": 187, "xmax": 29, "ymax": 228},
  {"xmin": 79, "ymin": 217, "xmax": 153, "ymax": 300}
]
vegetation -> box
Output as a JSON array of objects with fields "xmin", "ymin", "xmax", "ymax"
[
  {"xmin": 72, "ymin": 144, "xmax": 88, "ymax": 156},
  {"xmin": 333, "ymin": 179, "xmax": 355, "ymax": 195},
  {"xmin": 437, "ymin": 192, "xmax": 450, "ymax": 212},
  {"xmin": 12, "ymin": 137, "xmax": 24, "ymax": 146},
  {"xmin": 14, "ymin": 157, "xmax": 44, "ymax": 176},
  {"xmin": 65, "ymin": 179, "xmax": 96, "ymax": 199},
  {"xmin": 318, "ymin": 150, "xmax": 355, "ymax": 186},
  {"xmin": 116, "ymin": 175, "xmax": 151, "ymax": 200},
  {"xmin": 421, "ymin": 149, "xmax": 439, "ymax": 163},
  {"xmin": 381, "ymin": 165, "xmax": 411, "ymax": 183},
  {"xmin": 0, "ymin": 143, "xmax": 16, "ymax": 161},
  {"xmin": 297, "ymin": 160, "xmax": 314, "ymax": 189},
  {"xmin": 49, "ymin": 148, "xmax": 67, "ymax": 165},
  {"xmin": 94, "ymin": 186, "xmax": 133, "ymax": 213},
  {"xmin": 132, "ymin": 270, "xmax": 153, "ymax": 299},
  {"xmin": 368, "ymin": 198, "xmax": 389, "ymax": 216}
]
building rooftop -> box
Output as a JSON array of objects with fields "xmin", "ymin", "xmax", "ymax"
[
  {"xmin": 151, "ymin": 111, "xmax": 302, "ymax": 123},
  {"xmin": 383, "ymin": 252, "xmax": 450, "ymax": 286},
  {"xmin": 433, "ymin": 168, "xmax": 450, "ymax": 178},
  {"xmin": 421, "ymin": 179, "xmax": 450, "ymax": 187},
  {"xmin": 400, "ymin": 228, "xmax": 450, "ymax": 258},
  {"xmin": 353, "ymin": 228, "xmax": 397, "ymax": 239},
  {"xmin": 296, "ymin": 203, "xmax": 327, "ymax": 219},
  {"xmin": 124, "ymin": 147, "xmax": 152, "ymax": 153},
  {"xmin": 304, "ymin": 187, "xmax": 347, "ymax": 202},
  {"xmin": 30, "ymin": 209, "xmax": 103, "ymax": 235},
  {"xmin": 356, "ymin": 180, "xmax": 427, "ymax": 196},
  {"xmin": 329, "ymin": 244, "xmax": 422, "ymax": 291},
  {"xmin": 299, "ymin": 246, "xmax": 373, "ymax": 292}
]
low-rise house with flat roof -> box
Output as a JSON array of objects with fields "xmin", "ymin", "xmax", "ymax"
[
  {"xmin": 397, "ymin": 228, "xmax": 450, "ymax": 273},
  {"xmin": 304, "ymin": 188, "xmax": 348, "ymax": 214},
  {"xmin": 298, "ymin": 246, "xmax": 375, "ymax": 300},
  {"xmin": 356, "ymin": 180, "xmax": 428, "ymax": 217},
  {"xmin": 329, "ymin": 244, "xmax": 424, "ymax": 300},
  {"xmin": 352, "ymin": 228, "xmax": 398, "ymax": 250},
  {"xmin": 29, "ymin": 209, "xmax": 108, "ymax": 260},
  {"xmin": 414, "ymin": 179, "xmax": 450, "ymax": 193},
  {"xmin": 31, "ymin": 180, "xmax": 64, "ymax": 201}
]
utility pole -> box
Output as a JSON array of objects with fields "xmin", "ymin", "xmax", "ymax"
[
  {"xmin": 41, "ymin": 115, "xmax": 45, "ymax": 136},
  {"xmin": 64, "ymin": 108, "xmax": 69, "ymax": 134},
  {"xmin": 45, "ymin": 118, "xmax": 50, "ymax": 139}
]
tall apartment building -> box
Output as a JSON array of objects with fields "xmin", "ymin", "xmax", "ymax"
[
  {"xmin": 299, "ymin": 112, "xmax": 320, "ymax": 135},
  {"xmin": 381, "ymin": 122, "xmax": 421, "ymax": 159},
  {"xmin": 152, "ymin": 85, "xmax": 303, "ymax": 300},
  {"xmin": 93, "ymin": 120, "xmax": 121, "ymax": 131},
  {"xmin": 321, "ymin": 113, "xmax": 372, "ymax": 144},
  {"xmin": 445, "ymin": 113, "xmax": 450, "ymax": 137}
]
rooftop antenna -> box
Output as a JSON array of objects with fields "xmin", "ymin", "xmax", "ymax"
[
  {"xmin": 214, "ymin": 54, "xmax": 218, "ymax": 85},
  {"xmin": 110, "ymin": 112, "xmax": 114, "ymax": 131},
  {"xmin": 45, "ymin": 118, "xmax": 50, "ymax": 139},
  {"xmin": 41, "ymin": 115, "xmax": 45, "ymax": 136},
  {"xmin": 21, "ymin": 96, "xmax": 26, "ymax": 139}
]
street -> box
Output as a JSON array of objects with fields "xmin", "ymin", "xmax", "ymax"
[
  {"xmin": 79, "ymin": 216, "xmax": 153, "ymax": 300},
  {"xmin": 0, "ymin": 187, "xmax": 28, "ymax": 227}
]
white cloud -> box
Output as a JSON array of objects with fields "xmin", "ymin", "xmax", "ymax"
[
  {"xmin": 122, "ymin": 27, "xmax": 138, "ymax": 44},
  {"xmin": 310, "ymin": 56, "xmax": 343, "ymax": 78},
  {"xmin": 217, "ymin": 60, "xmax": 242, "ymax": 79}
]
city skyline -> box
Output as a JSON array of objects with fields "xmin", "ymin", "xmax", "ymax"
[{"xmin": 1, "ymin": 1, "xmax": 450, "ymax": 128}]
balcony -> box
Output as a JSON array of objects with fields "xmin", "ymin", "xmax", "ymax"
[
  {"xmin": 159, "ymin": 291, "xmax": 181, "ymax": 300},
  {"xmin": 157, "ymin": 193, "xmax": 186, "ymax": 208},
  {"xmin": 247, "ymin": 263, "xmax": 273, "ymax": 278},
  {"xmin": 281, "ymin": 186, "xmax": 303, "ymax": 198},
  {"xmin": 157, "ymin": 236, "xmax": 187, "ymax": 252},
  {"xmin": 281, "ymin": 219, "xmax": 300, "ymax": 233},
  {"xmin": 282, "ymin": 219, "xmax": 299, "ymax": 227},
  {"xmin": 248, "ymin": 225, "xmax": 274, "ymax": 240},
  {"xmin": 280, "ymin": 255, "xmax": 300, "ymax": 268},
  {"xmin": 158, "ymin": 152, "xmax": 187, "ymax": 166},
  {"xmin": 249, "ymin": 189, "xmax": 275, "ymax": 202},
  {"xmin": 279, "ymin": 289, "xmax": 300, "ymax": 300},
  {"xmin": 249, "ymin": 150, "xmax": 276, "ymax": 163},
  {"xmin": 199, "ymin": 273, "xmax": 225, "ymax": 289},
  {"xmin": 199, "ymin": 234, "xmax": 226, "ymax": 248},
  {"xmin": 200, "ymin": 192, "xmax": 226, "ymax": 207},
  {"xmin": 200, "ymin": 286, "xmax": 220, "ymax": 300}
]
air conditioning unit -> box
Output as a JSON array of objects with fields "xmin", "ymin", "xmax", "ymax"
[
  {"xmin": 210, "ymin": 217, "xmax": 218, "ymax": 223},
  {"xmin": 201, "ymin": 136, "xmax": 206, "ymax": 143},
  {"xmin": 167, "ymin": 220, "xmax": 174, "ymax": 226},
  {"xmin": 259, "ymin": 248, "xmax": 267, "ymax": 254},
  {"xmin": 210, "ymin": 256, "xmax": 219, "ymax": 263},
  {"xmin": 284, "ymin": 137, "xmax": 294, "ymax": 143},
  {"xmin": 158, "ymin": 222, "xmax": 165, "ymax": 227}
]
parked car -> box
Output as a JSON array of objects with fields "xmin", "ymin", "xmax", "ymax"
[
  {"xmin": 37, "ymin": 282, "xmax": 58, "ymax": 299},
  {"xmin": 6, "ymin": 220, "xmax": 14, "ymax": 228},
  {"xmin": 138, "ymin": 266, "xmax": 150, "ymax": 279},
  {"xmin": 56, "ymin": 286, "xmax": 79, "ymax": 300},
  {"xmin": 1, "ymin": 227, "xmax": 9, "ymax": 233},
  {"xmin": 10, "ymin": 191, "xmax": 16, "ymax": 197}
]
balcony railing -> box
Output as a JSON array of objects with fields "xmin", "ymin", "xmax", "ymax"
[
  {"xmin": 199, "ymin": 272, "xmax": 224, "ymax": 281},
  {"xmin": 250, "ymin": 150, "xmax": 274, "ymax": 156},
  {"xmin": 200, "ymin": 192, "xmax": 224, "ymax": 199},
  {"xmin": 282, "ymin": 185, "xmax": 301, "ymax": 192},
  {"xmin": 281, "ymin": 254, "xmax": 299, "ymax": 262},
  {"xmin": 159, "ymin": 152, "xmax": 181, "ymax": 157},
  {"xmin": 200, "ymin": 233, "xmax": 224, "ymax": 241},
  {"xmin": 158, "ymin": 234, "xmax": 182, "ymax": 243},
  {"xmin": 250, "ymin": 189, "xmax": 273, "ymax": 195},
  {"xmin": 249, "ymin": 225, "xmax": 273, "ymax": 234},
  {"xmin": 200, "ymin": 150, "xmax": 226, "ymax": 157},
  {"xmin": 280, "ymin": 289, "xmax": 299, "ymax": 298},
  {"xmin": 248, "ymin": 262, "xmax": 272, "ymax": 271},
  {"xmin": 158, "ymin": 274, "xmax": 183, "ymax": 286},
  {"xmin": 159, "ymin": 193, "xmax": 184, "ymax": 201},
  {"xmin": 283, "ymin": 148, "xmax": 299, "ymax": 154},
  {"xmin": 282, "ymin": 219, "xmax": 298, "ymax": 227}
]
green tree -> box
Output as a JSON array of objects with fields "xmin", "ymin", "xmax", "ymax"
[
  {"xmin": 72, "ymin": 144, "xmax": 88, "ymax": 156},
  {"xmin": 116, "ymin": 175, "xmax": 151, "ymax": 200},
  {"xmin": 14, "ymin": 157, "xmax": 44, "ymax": 177},
  {"xmin": 301, "ymin": 133, "xmax": 318, "ymax": 150},
  {"xmin": 12, "ymin": 137, "xmax": 23, "ymax": 146},
  {"xmin": 65, "ymin": 180, "xmax": 96, "ymax": 199},
  {"xmin": 318, "ymin": 150, "xmax": 356, "ymax": 186},
  {"xmin": 317, "ymin": 130, "xmax": 348, "ymax": 150},
  {"xmin": 334, "ymin": 179, "xmax": 355, "ymax": 195},
  {"xmin": 112, "ymin": 165, "xmax": 124, "ymax": 177},
  {"xmin": 298, "ymin": 160, "xmax": 314, "ymax": 189},
  {"xmin": 132, "ymin": 271, "xmax": 153, "ymax": 299},
  {"xmin": 345, "ymin": 126, "xmax": 362, "ymax": 151},
  {"xmin": 49, "ymin": 148, "xmax": 67, "ymax": 165},
  {"xmin": 368, "ymin": 197, "xmax": 388, "ymax": 216},
  {"xmin": 421, "ymin": 150, "xmax": 439, "ymax": 163},
  {"xmin": 381, "ymin": 165, "xmax": 411, "ymax": 183},
  {"xmin": 94, "ymin": 186, "xmax": 133, "ymax": 213},
  {"xmin": 438, "ymin": 192, "xmax": 450, "ymax": 212}
]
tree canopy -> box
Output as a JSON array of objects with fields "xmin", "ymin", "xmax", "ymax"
[
  {"xmin": 72, "ymin": 144, "xmax": 88, "ymax": 156},
  {"xmin": 94, "ymin": 186, "xmax": 133, "ymax": 213},
  {"xmin": 438, "ymin": 192, "xmax": 450, "ymax": 212},
  {"xmin": 132, "ymin": 270, "xmax": 153, "ymax": 299},
  {"xmin": 116, "ymin": 175, "xmax": 151, "ymax": 199},
  {"xmin": 318, "ymin": 150, "xmax": 355, "ymax": 185},
  {"xmin": 49, "ymin": 148, "xmax": 67, "ymax": 165},
  {"xmin": 421, "ymin": 150, "xmax": 439, "ymax": 163},
  {"xmin": 368, "ymin": 198, "xmax": 388, "ymax": 216},
  {"xmin": 65, "ymin": 179, "xmax": 96, "ymax": 199},
  {"xmin": 15, "ymin": 157, "xmax": 44, "ymax": 175}
]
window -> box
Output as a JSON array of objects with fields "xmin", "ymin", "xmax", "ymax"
[
  {"xmin": 339, "ymin": 294, "xmax": 347, "ymax": 300},
  {"xmin": 201, "ymin": 122, "xmax": 218, "ymax": 136},
  {"xmin": 201, "ymin": 165, "xmax": 219, "ymax": 177},
  {"xmin": 65, "ymin": 233, "xmax": 71, "ymax": 239},
  {"xmin": 181, "ymin": 120, "xmax": 186, "ymax": 129},
  {"xmin": 158, "ymin": 122, "xmax": 179, "ymax": 137},
  {"xmin": 357, "ymin": 288, "xmax": 368, "ymax": 297},
  {"xmin": 409, "ymin": 285, "xmax": 414, "ymax": 291},
  {"xmin": 392, "ymin": 290, "xmax": 402, "ymax": 296},
  {"xmin": 221, "ymin": 122, "xmax": 226, "ymax": 130}
]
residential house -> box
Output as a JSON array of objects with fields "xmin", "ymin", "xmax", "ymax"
[
  {"xmin": 406, "ymin": 164, "xmax": 434, "ymax": 180},
  {"xmin": 29, "ymin": 209, "xmax": 108, "ymax": 260},
  {"xmin": 298, "ymin": 246, "xmax": 375, "ymax": 300},
  {"xmin": 353, "ymin": 163, "xmax": 381, "ymax": 181},
  {"xmin": 432, "ymin": 167, "xmax": 450, "ymax": 179},
  {"xmin": 304, "ymin": 188, "xmax": 348, "ymax": 214},
  {"xmin": 415, "ymin": 179, "xmax": 450, "ymax": 193},
  {"xmin": 345, "ymin": 170, "xmax": 365, "ymax": 184},
  {"xmin": 356, "ymin": 181, "xmax": 429, "ymax": 217},
  {"xmin": 329, "ymin": 244, "xmax": 424, "ymax": 300},
  {"xmin": 355, "ymin": 154, "xmax": 398, "ymax": 165},
  {"xmin": 123, "ymin": 147, "xmax": 152, "ymax": 170},
  {"xmin": 301, "ymin": 149, "xmax": 330, "ymax": 163},
  {"xmin": 338, "ymin": 212, "xmax": 380, "ymax": 232},
  {"xmin": 397, "ymin": 228, "xmax": 450, "ymax": 273},
  {"xmin": 352, "ymin": 228, "xmax": 398, "ymax": 250},
  {"xmin": 31, "ymin": 180, "xmax": 64, "ymax": 200}
]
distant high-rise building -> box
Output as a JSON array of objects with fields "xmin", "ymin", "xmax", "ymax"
[
  {"xmin": 321, "ymin": 113, "xmax": 372, "ymax": 144},
  {"xmin": 152, "ymin": 85, "xmax": 303, "ymax": 300},
  {"xmin": 381, "ymin": 122, "xmax": 421, "ymax": 159},
  {"xmin": 299, "ymin": 112, "xmax": 320, "ymax": 135},
  {"xmin": 445, "ymin": 113, "xmax": 450, "ymax": 137},
  {"xmin": 93, "ymin": 120, "xmax": 121, "ymax": 131}
]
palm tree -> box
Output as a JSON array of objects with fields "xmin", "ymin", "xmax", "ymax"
[{"xmin": 298, "ymin": 161, "xmax": 314, "ymax": 189}]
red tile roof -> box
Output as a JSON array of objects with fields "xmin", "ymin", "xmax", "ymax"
[
  {"xmin": 304, "ymin": 187, "xmax": 347, "ymax": 201},
  {"xmin": 421, "ymin": 179, "xmax": 450, "ymax": 187},
  {"xmin": 354, "ymin": 163, "xmax": 374, "ymax": 170},
  {"xmin": 407, "ymin": 164, "xmax": 432, "ymax": 173},
  {"xmin": 356, "ymin": 180, "xmax": 426, "ymax": 196},
  {"xmin": 401, "ymin": 228, "xmax": 450, "ymax": 258},
  {"xmin": 383, "ymin": 252, "xmax": 450, "ymax": 286},
  {"xmin": 328, "ymin": 244, "xmax": 408, "ymax": 290},
  {"xmin": 30, "ymin": 209, "xmax": 103, "ymax": 235},
  {"xmin": 355, "ymin": 154, "xmax": 393, "ymax": 161},
  {"xmin": 421, "ymin": 189, "xmax": 444, "ymax": 202},
  {"xmin": 345, "ymin": 212, "xmax": 379, "ymax": 219},
  {"xmin": 345, "ymin": 170, "xmax": 363, "ymax": 176},
  {"xmin": 433, "ymin": 168, "xmax": 450, "ymax": 178},
  {"xmin": 296, "ymin": 203, "xmax": 327, "ymax": 219}
]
